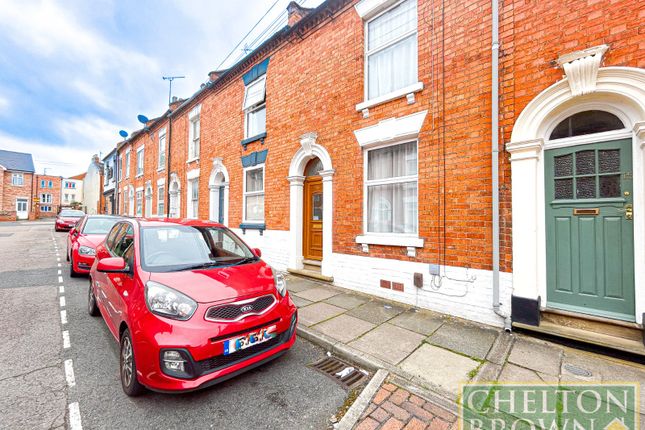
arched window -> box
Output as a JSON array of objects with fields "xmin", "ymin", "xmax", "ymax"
[
  {"xmin": 549, "ymin": 110, "xmax": 624, "ymax": 140},
  {"xmin": 304, "ymin": 158, "xmax": 324, "ymax": 177}
]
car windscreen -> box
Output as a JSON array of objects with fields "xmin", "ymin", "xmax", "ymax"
[
  {"xmin": 140, "ymin": 225, "xmax": 256, "ymax": 272},
  {"xmin": 59, "ymin": 210, "xmax": 85, "ymax": 218},
  {"xmin": 82, "ymin": 218, "xmax": 119, "ymax": 235}
]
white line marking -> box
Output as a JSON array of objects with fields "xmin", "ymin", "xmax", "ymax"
[
  {"xmin": 58, "ymin": 276, "xmax": 63, "ymax": 283},
  {"xmin": 56, "ymin": 253, "xmax": 60, "ymax": 257},
  {"xmin": 57, "ymin": 258, "xmax": 60, "ymax": 262},
  {"xmin": 57, "ymin": 269, "xmax": 61, "ymax": 275},
  {"xmin": 63, "ymin": 331, "xmax": 70, "ymax": 349},
  {"xmin": 59, "ymin": 286, "xmax": 64, "ymax": 294},
  {"xmin": 57, "ymin": 263, "xmax": 61, "ymax": 267},
  {"xmin": 60, "ymin": 296, "xmax": 66, "ymax": 308},
  {"xmin": 60, "ymin": 310, "xmax": 67, "ymax": 324},
  {"xmin": 68, "ymin": 402, "xmax": 82, "ymax": 430},
  {"xmin": 64, "ymin": 359, "xmax": 75, "ymax": 387}
]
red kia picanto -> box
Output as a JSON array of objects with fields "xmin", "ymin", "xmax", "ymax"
[
  {"xmin": 88, "ymin": 218, "xmax": 297, "ymax": 396},
  {"xmin": 67, "ymin": 215, "xmax": 122, "ymax": 277}
]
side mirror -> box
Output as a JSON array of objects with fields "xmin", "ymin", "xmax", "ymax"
[
  {"xmin": 253, "ymin": 248, "xmax": 262, "ymax": 258},
  {"xmin": 97, "ymin": 257, "xmax": 129, "ymax": 273}
]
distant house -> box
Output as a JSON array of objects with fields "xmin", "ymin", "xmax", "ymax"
[
  {"xmin": 34, "ymin": 174, "xmax": 62, "ymax": 217},
  {"xmin": 81, "ymin": 155, "xmax": 104, "ymax": 214},
  {"xmin": 61, "ymin": 174, "xmax": 84, "ymax": 210},
  {"xmin": 102, "ymin": 149, "xmax": 118, "ymax": 214},
  {"xmin": 0, "ymin": 149, "xmax": 36, "ymax": 221}
]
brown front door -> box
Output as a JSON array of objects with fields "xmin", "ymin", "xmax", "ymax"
[{"xmin": 303, "ymin": 176, "xmax": 323, "ymax": 261}]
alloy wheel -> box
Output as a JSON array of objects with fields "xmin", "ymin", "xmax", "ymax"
[{"xmin": 121, "ymin": 336, "xmax": 134, "ymax": 388}]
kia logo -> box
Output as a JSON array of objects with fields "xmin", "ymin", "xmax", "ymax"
[{"xmin": 240, "ymin": 305, "xmax": 254, "ymax": 313}]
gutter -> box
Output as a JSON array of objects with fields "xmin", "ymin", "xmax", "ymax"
[{"xmin": 491, "ymin": 0, "xmax": 511, "ymax": 331}]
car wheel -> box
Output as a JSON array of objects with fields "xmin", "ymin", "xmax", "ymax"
[
  {"xmin": 120, "ymin": 329, "xmax": 145, "ymax": 397},
  {"xmin": 87, "ymin": 280, "xmax": 99, "ymax": 316},
  {"xmin": 69, "ymin": 255, "xmax": 79, "ymax": 278}
]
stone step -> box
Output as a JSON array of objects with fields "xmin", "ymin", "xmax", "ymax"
[
  {"xmin": 287, "ymin": 267, "xmax": 333, "ymax": 283},
  {"xmin": 513, "ymin": 318, "xmax": 645, "ymax": 357},
  {"xmin": 541, "ymin": 309, "xmax": 642, "ymax": 342}
]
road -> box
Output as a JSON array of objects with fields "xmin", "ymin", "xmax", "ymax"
[{"xmin": 0, "ymin": 220, "xmax": 348, "ymax": 429}]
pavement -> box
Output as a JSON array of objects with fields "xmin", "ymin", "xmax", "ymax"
[
  {"xmin": 0, "ymin": 220, "xmax": 351, "ymax": 429},
  {"xmin": 288, "ymin": 274, "xmax": 645, "ymax": 426}
]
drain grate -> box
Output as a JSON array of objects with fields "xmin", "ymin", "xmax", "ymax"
[
  {"xmin": 309, "ymin": 356, "xmax": 369, "ymax": 390},
  {"xmin": 563, "ymin": 363, "xmax": 593, "ymax": 377}
]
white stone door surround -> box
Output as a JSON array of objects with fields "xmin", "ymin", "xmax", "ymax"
[
  {"xmin": 287, "ymin": 133, "xmax": 334, "ymax": 277},
  {"xmin": 208, "ymin": 157, "xmax": 229, "ymax": 225},
  {"xmin": 507, "ymin": 65, "xmax": 645, "ymax": 323}
]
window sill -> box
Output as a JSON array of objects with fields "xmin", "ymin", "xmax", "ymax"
[
  {"xmin": 135, "ymin": 174, "xmax": 143, "ymax": 178},
  {"xmin": 157, "ymin": 167, "xmax": 165, "ymax": 172},
  {"xmin": 240, "ymin": 222, "xmax": 266, "ymax": 235},
  {"xmin": 355, "ymin": 82, "xmax": 424, "ymax": 112},
  {"xmin": 241, "ymin": 132, "xmax": 267, "ymax": 149},
  {"xmin": 355, "ymin": 234, "xmax": 424, "ymax": 248},
  {"xmin": 186, "ymin": 158, "xmax": 199, "ymax": 164}
]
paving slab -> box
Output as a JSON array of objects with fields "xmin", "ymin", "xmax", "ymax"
[
  {"xmin": 388, "ymin": 309, "xmax": 445, "ymax": 336},
  {"xmin": 347, "ymin": 300, "xmax": 407, "ymax": 325},
  {"xmin": 486, "ymin": 332, "xmax": 515, "ymax": 364},
  {"xmin": 291, "ymin": 295, "xmax": 312, "ymax": 308},
  {"xmin": 400, "ymin": 344, "xmax": 480, "ymax": 397},
  {"xmin": 349, "ymin": 323, "xmax": 425, "ymax": 365},
  {"xmin": 507, "ymin": 337, "xmax": 563, "ymax": 376},
  {"xmin": 324, "ymin": 293, "xmax": 369, "ymax": 310},
  {"xmin": 287, "ymin": 277, "xmax": 319, "ymax": 293},
  {"xmin": 497, "ymin": 362, "xmax": 558, "ymax": 384},
  {"xmin": 298, "ymin": 302, "xmax": 346, "ymax": 327},
  {"xmin": 313, "ymin": 314, "xmax": 376, "ymax": 343},
  {"xmin": 293, "ymin": 286, "xmax": 341, "ymax": 302},
  {"xmin": 427, "ymin": 320, "xmax": 498, "ymax": 360}
]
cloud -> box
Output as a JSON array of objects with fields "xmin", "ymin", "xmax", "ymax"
[{"xmin": 0, "ymin": 95, "xmax": 9, "ymax": 114}]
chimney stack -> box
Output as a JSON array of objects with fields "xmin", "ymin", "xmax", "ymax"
[
  {"xmin": 208, "ymin": 70, "xmax": 223, "ymax": 82},
  {"xmin": 169, "ymin": 96, "xmax": 183, "ymax": 111},
  {"xmin": 287, "ymin": 1, "xmax": 312, "ymax": 27}
]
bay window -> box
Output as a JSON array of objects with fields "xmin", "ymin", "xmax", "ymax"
[
  {"xmin": 365, "ymin": 0, "xmax": 418, "ymax": 100},
  {"xmin": 365, "ymin": 141, "xmax": 417, "ymax": 234},
  {"xmin": 243, "ymin": 166, "xmax": 264, "ymax": 223},
  {"xmin": 243, "ymin": 76, "xmax": 266, "ymax": 138}
]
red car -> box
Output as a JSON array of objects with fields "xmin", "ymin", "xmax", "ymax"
[
  {"xmin": 67, "ymin": 215, "xmax": 122, "ymax": 277},
  {"xmin": 55, "ymin": 209, "xmax": 85, "ymax": 232},
  {"xmin": 88, "ymin": 218, "xmax": 296, "ymax": 396}
]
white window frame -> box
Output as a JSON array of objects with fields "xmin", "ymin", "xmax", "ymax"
[
  {"xmin": 158, "ymin": 128, "xmax": 167, "ymax": 170},
  {"xmin": 125, "ymin": 150, "xmax": 131, "ymax": 178},
  {"xmin": 357, "ymin": 0, "xmax": 422, "ymax": 111},
  {"xmin": 11, "ymin": 173, "xmax": 24, "ymax": 186},
  {"xmin": 362, "ymin": 139, "xmax": 419, "ymax": 238},
  {"xmin": 187, "ymin": 178, "xmax": 199, "ymax": 219},
  {"xmin": 242, "ymin": 164, "xmax": 265, "ymax": 224},
  {"xmin": 40, "ymin": 179, "xmax": 45, "ymax": 188},
  {"xmin": 136, "ymin": 147, "xmax": 144, "ymax": 177},
  {"xmin": 156, "ymin": 182, "xmax": 165, "ymax": 216},
  {"xmin": 187, "ymin": 105, "xmax": 201, "ymax": 163},
  {"xmin": 145, "ymin": 184, "xmax": 153, "ymax": 218},
  {"xmin": 40, "ymin": 193, "xmax": 52, "ymax": 204},
  {"xmin": 135, "ymin": 188, "xmax": 143, "ymax": 216},
  {"xmin": 243, "ymin": 76, "xmax": 267, "ymax": 139}
]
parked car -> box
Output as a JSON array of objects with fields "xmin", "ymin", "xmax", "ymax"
[
  {"xmin": 55, "ymin": 209, "xmax": 85, "ymax": 232},
  {"xmin": 67, "ymin": 215, "xmax": 122, "ymax": 277},
  {"xmin": 88, "ymin": 218, "xmax": 296, "ymax": 396}
]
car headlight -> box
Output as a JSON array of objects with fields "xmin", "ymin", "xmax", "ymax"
[
  {"xmin": 273, "ymin": 270, "xmax": 287, "ymax": 297},
  {"xmin": 78, "ymin": 246, "xmax": 96, "ymax": 256},
  {"xmin": 145, "ymin": 281, "xmax": 197, "ymax": 321}
]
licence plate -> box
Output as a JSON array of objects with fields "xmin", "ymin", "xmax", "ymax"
[{"xmin": 223, "ymin": 325, "xmax": 277, "ymax": 355}]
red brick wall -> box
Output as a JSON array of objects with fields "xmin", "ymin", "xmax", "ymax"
[
  {"xmin": 1, "ymin": 171, "xmax": 34, "ymax": 219},
  {"xmin": 35, "ymin": 175, "xmax": 62, "ymax": 217}
]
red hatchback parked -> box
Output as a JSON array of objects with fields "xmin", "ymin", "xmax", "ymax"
[
  {"xmin": 67, "ymin": 215, "xmax": 122, "ymax": 277},
  {"xmin": 55, "ymin": 209, "xmax": 85, "ymax": 231},
  {"xmin": 88, "ymin": 218, "xmax": 297, "ymax": 396}
]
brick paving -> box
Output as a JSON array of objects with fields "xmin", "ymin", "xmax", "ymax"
[{"xmin": 355, "ymin": 381, "xmax": 457, "ymax": 430}]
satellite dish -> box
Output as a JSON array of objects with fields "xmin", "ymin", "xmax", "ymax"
[
  {"xmin": 137, "ymin": 114, "xmax": 149, "ymax": 124},
  {"xmin": 119, "ymin": 130, "xmax": 129, "ymax": 138}
]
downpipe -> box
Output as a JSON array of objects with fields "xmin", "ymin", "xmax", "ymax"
[{"xmin": 491, "ymin": 0, "xmax": 512, "ymax": 333}]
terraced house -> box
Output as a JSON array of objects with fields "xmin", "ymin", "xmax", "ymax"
[{"xmin": 111, "ymin": 0, "xmax": 645, "ymax": 353}]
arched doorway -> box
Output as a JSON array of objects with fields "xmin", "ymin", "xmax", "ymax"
[
  {"xmin": 169, "ymin": 173, "xmax": 181, "ymax": 218},
  {"xmin": 287, "ymin": 132, "xmax": 334, "ymax": 276},
  {"xmin": 303, "ymin": 158, "xmax": 324, "ymax": 262},
  {"xmin": 507, "ymin": 66, "xmax": 645, "ymax": 323},
  {"xmin": 209, "ymin": 158, "xmax": 229, "ymax": 225}
]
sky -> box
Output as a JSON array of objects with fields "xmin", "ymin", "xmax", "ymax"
[{"xmin": 0, "ymin": 0, "xmax": 322, "ymax": 177}]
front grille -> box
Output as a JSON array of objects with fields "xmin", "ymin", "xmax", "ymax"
[
  {"xmin": 206, "ymin": 295, "xmax": 276, "ymax": 321},
  {"xmin": 197, "ymin": 334, "xmax": 283, "ymax": 374}
]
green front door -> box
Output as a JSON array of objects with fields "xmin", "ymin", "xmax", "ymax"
[{"xmin": 545, "ymin": 139, "xmax": 635, "ymax": 321}]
